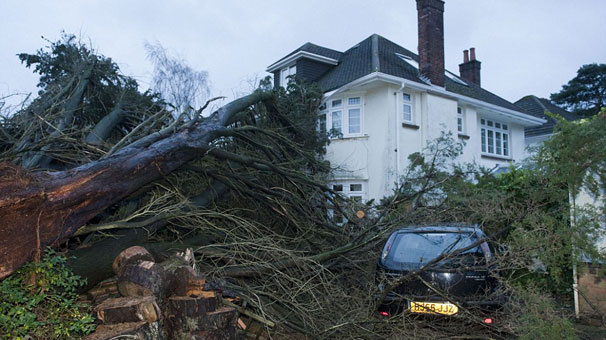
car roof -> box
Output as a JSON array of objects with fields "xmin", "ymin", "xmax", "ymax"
[{"xmin": 393, "ymin": 225, "xmax": 481, "ymax": 234}]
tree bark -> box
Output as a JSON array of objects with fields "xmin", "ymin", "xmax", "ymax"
[
  {"xmin": 85, "ymin": 100, "xmax": 125, "ymax": 145},
  {"xmin": 23, "ymin": 62, "xmax": 95, "ymax": 169},
  {"xmin": 0, "ymin": 91, "xmax": 272, "ymax": 279}
]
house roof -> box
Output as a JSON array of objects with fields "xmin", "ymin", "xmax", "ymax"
[
  {"xmin": 274, "ymin": 34, "xmax": 524, "ymax": 113},
  {"xmin": 271, "ymin": 42, "xmax": 343, "ymax": 67},
  {"xmin": 514, "ymin": 95, "xmax": 578, "ymax": 137}
]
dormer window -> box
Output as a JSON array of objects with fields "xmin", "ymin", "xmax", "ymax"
[{"xmin": 280, "ymin": 65, "xmax": 296, "ymax": 87}]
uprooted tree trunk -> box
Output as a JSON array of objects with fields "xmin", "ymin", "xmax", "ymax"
[{"xmin": 0, "ymin": 91, "xmax": 271, "ymax": 279}]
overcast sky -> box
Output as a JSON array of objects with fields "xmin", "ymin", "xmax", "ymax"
[{"xmin": 1, "ymin": 0, "xmax": 605, "ymax": 109}]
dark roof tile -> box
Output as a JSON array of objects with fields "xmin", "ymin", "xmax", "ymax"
[
  {"xmin": 514, "ymin": 95, "xmax": 578, "ymax": 137},
  {"xmin": 270, "ymin": 34, "xmax": 528, "ymax": 113}
]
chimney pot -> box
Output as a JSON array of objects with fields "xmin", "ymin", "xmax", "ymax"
[{"xmin": 459, "ymin": 47, "xmax": 481, "ymax": 86}]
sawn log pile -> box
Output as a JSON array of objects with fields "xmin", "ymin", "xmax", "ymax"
[{"xmin": 83, "ymin": 246, "xmax": 238, "ymax": 340}]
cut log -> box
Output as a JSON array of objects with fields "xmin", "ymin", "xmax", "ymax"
[
  {"xmin": 117, "ymin": 253, "xmax": 199, "ymax": 298},
  {"xmin": 112, "ymin": 245, "xmax": 155, "ymax": 276},
  {"xmin": 87, "ymin": 278, "xmax": 120, "ymax": 304},
  {"xmin": 84, "ymin": 321, "xmax": 164, "ymax": 340},
  {"xmin": 118, "ymin": 261, "xmax": 166, "ymax": 297},
  {"xmin": 94, "ymin": 296, "xmax": 161, "ymax": 324}
]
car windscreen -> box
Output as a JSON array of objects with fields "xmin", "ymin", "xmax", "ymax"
[{"xmin": 386, "ymin": 231, "xmax": 486, "ymax": 269}]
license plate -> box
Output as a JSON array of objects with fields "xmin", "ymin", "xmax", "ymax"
[{"xmin": 410, "ymin": 301, "xmax": 458, "ymax": 315}]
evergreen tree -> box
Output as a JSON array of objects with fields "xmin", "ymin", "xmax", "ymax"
[{"xmin": 551, "ymin": 63, "xmax": 606, "ymax": 117}]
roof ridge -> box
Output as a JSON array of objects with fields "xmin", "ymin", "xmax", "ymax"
[
  {"xmin": 531, "ymin": 95, "xmax": 548, "ymax": 112},
  {"xmin": 371, "ymin": 34, "xmax": 380, "ymax": 72}
]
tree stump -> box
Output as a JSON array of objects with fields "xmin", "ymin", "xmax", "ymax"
[
  {"xmin": 94, "ymin": 296, "xmax": 161, "ymax": 324},
  {"xmin": 165, "ymin": 294, "xmax": 236, "ymax": 338}
]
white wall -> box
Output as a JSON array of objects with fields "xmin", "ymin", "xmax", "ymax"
[{"xmin": 325, "ymin": 83, "xmax": 530, "ymax": 201}]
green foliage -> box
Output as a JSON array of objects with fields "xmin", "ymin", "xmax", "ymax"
[
  {"xmin": 4, "ymin": 33, "xmax": 164, "ymax": 167},
  {"xmin": 550, "ymin": 63, "xmax": 606, "ymax": 117},
  {"xmin": 537, "ymin": 110, "xmax": 606, "ymax": 199},
  {"xmin": 0, "ymin": 249, "xmax": 95, "ymax": 339},
  {"xmin": 516, "ymin": 289, "xmax": 578, "ymax": 340}
]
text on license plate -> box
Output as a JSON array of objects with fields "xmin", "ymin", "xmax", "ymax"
[{"xmin": 410, "ymin": 301, "xmax": 458, "ymax": 315}]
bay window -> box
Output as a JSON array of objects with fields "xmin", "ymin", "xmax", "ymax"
[
  {"xmin": 319, "ymin": 96, "xmax": 364, "ymax": 138},
  {"xmin": 481, "ymin": 118, "xmax": 509, "ymax": 158}
]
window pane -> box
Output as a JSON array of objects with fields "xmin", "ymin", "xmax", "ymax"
[
  {"xmin": 457, "ymin": 107, "xmax": 462, "ymax": 114},
  {"xmin": 350, "ymin": 184, "xmax": 362, "ymax": 192},
  {"xmin": 457, "ymin": 117, "xmax": 463, "ymax": 132},
  {"xmin": 403, "ymin": 104, "xmax": 412, "ymax": 122},
  {"xmin": 495, "ymin": 122, "xmax": 501, "ymax": 129},
  {"xmin": 487, "ymin": 120, "xmax": 494, "ymax": 127},
  {"xmin": 318, "ymin": 114, "xmax": 326, "ymax": 135},
  {"xmin": 496, "ymin": 132, "xmax": 502, "ymax": 154},
  {"xmin": 348, "ymin": 97, "xmax": 361, "ymax": 105},
  {"xmin": 403, "ymin": 93, "xmax": 411, "ymax": 102},
  {"xmin": 331, "ymin": 111, "xmax": 342, "ymax": 132},
  {"xmin": 332, "ymin": 99, "xmax": 342, "ymax": 107},
  {"xmin": 280, "ymin": 68, "xmax": 288, "ymax": 86},
  {"xmin": 333, "ymin": 184, "xmax": 343, "ymax": 192},
  {"xmin": 481, "ymin": 128, "xmax": 486, "ymax": 152},
  {"xmin": 488, "ymin": 130, "xmax": 494, "ymax": 153},
  {"xmin": 481, "ymin": 119, "xmax": 485, "ymax": 125},
  {"xmin": 503, "ymin": 134, "xmax": 509, "ymax": 156},
  {"xmin": 502, "ymin": 124, "xmax": 508, "ymax": 130},
  {"xmin": 348, "ymin": 109, "xmax": 360, "ymax": 134}
]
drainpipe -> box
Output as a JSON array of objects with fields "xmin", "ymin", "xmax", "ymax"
[
  {"xmin": 570, "ymin": 190, "xmax": 580, "ymax": 319},
  {"xmin": 395, "ymin": 82, "xmax": 406, "ymax": 185}
]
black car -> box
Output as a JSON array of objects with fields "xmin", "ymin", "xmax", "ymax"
[{"xmin": 376, "ymin": 225, "xmax": 501, "ymax": 320}]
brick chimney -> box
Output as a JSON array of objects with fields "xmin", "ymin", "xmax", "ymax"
[
  {"xmin": 459, "ymin": 47, "xmax": 481, "ymax": 86},
  {"xmin": 417, "ymin": 0, "xmax": 445, "ymax": 87}
]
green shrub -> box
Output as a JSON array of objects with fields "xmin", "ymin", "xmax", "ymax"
[
  {"xmin": 516, "ymin": 289, "xmax": 578, "ymax": 340},
  {"xmin": 0, "ymin": 249, "xmax": 95, "ymax": 339}
]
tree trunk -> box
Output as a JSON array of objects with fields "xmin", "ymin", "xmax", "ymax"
[{"xmin": 0, "ymin": 91, "xmax": 272, "ymax": 279}]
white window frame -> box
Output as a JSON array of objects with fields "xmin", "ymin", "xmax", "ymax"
[
  {"xmin": 480, "ymin": 118, "xmax": 510, "ymax": 158},
  {"xmin": 403, "ymin": 92, "xmax": 413, "ymax": 123},
  {"xmin": 329, "ymin": 181, "xmax": 367, "ymax": 224},
  {"xmin": 280, "ymin": 65, "xmax": 296, "ymax": 87},
  {"xmin": 457, "ymin": 107, "xmax": 464, "ymax": 133},
  {"xmin": 321, "ymin": 95, "xmax": 364, "ymax": 138}
]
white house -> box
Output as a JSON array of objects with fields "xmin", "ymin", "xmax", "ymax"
[{"xmin": 267, "ymin": 0, "xmax": 545, "ymax": 202}]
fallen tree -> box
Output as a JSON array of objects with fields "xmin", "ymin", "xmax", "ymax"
[
  {"xmin": 0, "ymin": 90, "xmax": 274, "ymax": 279},
  {"xmin": 2, "ymin": 34, "xmax": 603, "ymax": 339}
]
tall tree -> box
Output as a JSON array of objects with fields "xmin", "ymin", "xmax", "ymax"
[
  {"xmin": 144, "ymin": 41, "xmax": 210, "ymax": 116},
  {"xmin": 551, "ymin": 63, "xmax": 606, "ymax": 117}
]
